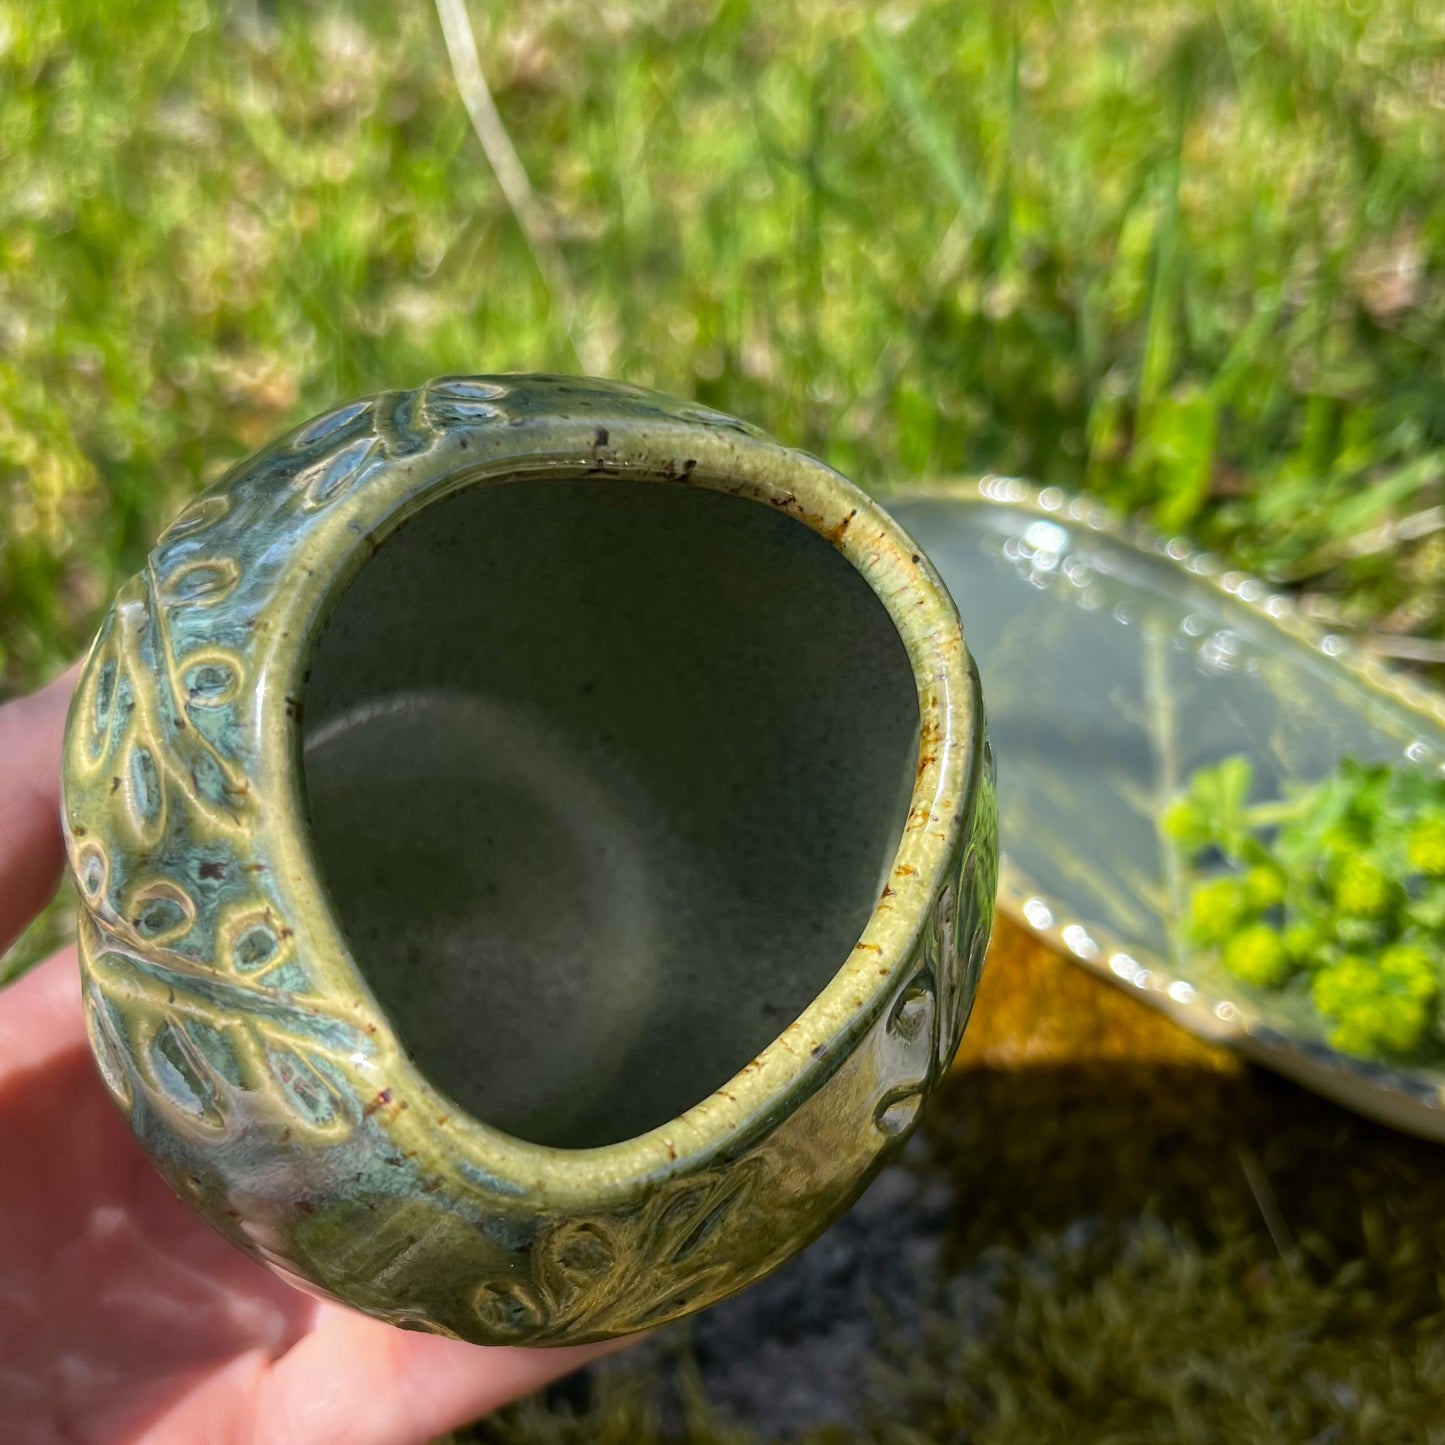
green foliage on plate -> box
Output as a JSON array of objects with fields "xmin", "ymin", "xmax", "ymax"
[{"xmin": 1167, "ymin": 757, "xmax": 1445, "ymax": 1062}]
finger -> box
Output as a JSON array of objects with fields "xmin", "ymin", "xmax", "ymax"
[
  {"xmin": 255, "ymin": 1306, "xmax": 627, "ymax": 1445},
  {"xmin": 0, "ymin": 945, "xmax": 85, "ymax": 1078},
  {"xmin": 0, "ymin": 664, "xmax": 81, "ymax": 955}
]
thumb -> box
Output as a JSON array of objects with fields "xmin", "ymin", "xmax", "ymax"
[{"xmin": 0, "ymin": 664, "xmax": 81, "ymax": 956}]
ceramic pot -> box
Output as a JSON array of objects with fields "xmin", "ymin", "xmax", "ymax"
[{"xmin": 61, "ymin": 375, "xmax": 997, "ymax": 1345}]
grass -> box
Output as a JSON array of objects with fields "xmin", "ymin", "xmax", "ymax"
[{"xmin": 3, "ymin": 0, "xmax": 1444, "ymax": 703}]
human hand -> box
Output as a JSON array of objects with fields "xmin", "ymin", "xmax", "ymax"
[{"xmin": 0, "ymin": 670, "xmax": 613, "ymax": 1445}]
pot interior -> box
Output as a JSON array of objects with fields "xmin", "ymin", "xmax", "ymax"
[{"xmin": 301, "ymin": 475, "xmax": 919, "ymax": 1148}]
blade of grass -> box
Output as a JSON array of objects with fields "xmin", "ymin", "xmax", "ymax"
[
  {"xmin": 861, "ymin": 22, "xmax": 986, "ymax": 232},
  {"xmin": 433, "ymin": 0, "xmax": 599, "ymax": 373}
]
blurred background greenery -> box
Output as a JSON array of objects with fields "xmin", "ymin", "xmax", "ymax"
[{"xmin": 4, "ymin": 0, "xmax": 1443, "ymax": 705}]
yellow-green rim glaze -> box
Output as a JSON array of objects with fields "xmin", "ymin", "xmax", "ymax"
[{"xmin": 259, "ymin": 390, "xmax": 974, "ymax": 1201}]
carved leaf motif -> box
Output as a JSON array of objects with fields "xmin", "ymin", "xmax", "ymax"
[
  {"xmin": 70, "ymin": 387, "xmax": 496, "ymax": 1148},
  {"xmin": 874, "ymin": 1084, "xmax": 925, "ymax": 1139},
  {"xmin": 421, "ymin": 377, "xmax": 508, "ymax": 428},
  {"xmin": 148, "ymin": 1018, "xmax": 227, "ymax": 1129},
  {"xmin": 291, "ymin": 399, "xmax": 375, "ymax": 449},
  {"xmin": 180, "ymin": 652, "xmax": 241, "ymax": 708},
  {"xmin": 75, "ymin": 843, "xmax": 107, "ymax": 902},
  {"xmin": 158, "ymin": 557, "xmax": 240, "ymax": 608},
  {"xmin": 298, "ymin": 434, "xmax": 383, "ymax": 507},
  {"xmin": 75, "ymin": 546, "xmax": 364, "ymax": 1139},
  {"xmin": 110, "ymin": 571, "xmax": 252, "ymax": 828},
  {"xmin": 123, "ymin": 741, "xmax": 163, "ymax": 837},
  {"xmin": 473, "ymin": 1280, "xmax": 546, "ymax": 1338},
  {"xmin": 470, "ymin": 1158, "xmax": 770, "ymax": 1342},
  {"xmin": 89, "ymin": 656, "xmax": 120, "ymax": 763},
  {"xmin": 549, "ymin": 1221, "xmax": 616, "ymax": 1285},
  {"xmin": 265, "ymin": 1046, "xmax": 349, "ymax": 1134},
  {"xmin": 85, "ymin": 914, "xmax": 368, "ymax": 1140},
  {"xmin": 84, "ymin": 991, "xmax": 133, "ymax": 1111},
  {"xmin": 125, "ymin": 879, "xmax": 195, "ymax": 943},
  {"xmin": 155, "ymin": 493, "xmax": 230, "ymax": 546}
]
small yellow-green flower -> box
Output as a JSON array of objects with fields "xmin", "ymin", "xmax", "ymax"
[
  {"xmin": 1243, "ymin": 864, "xmax": 1286, "ymax": 909},
  {"xmin": 1331, "ymin": 856, "xmax": 1397, "ymax": 919},
  {"xmin": 1406, "ymin": 815, "xmax": 1445, "ymax": 878},
  {"xmin": 1312, "ymin": 957, "xmax": 1374, "ymax": 1019},
  {"xmin": 1311, "ymin": 952, "xmax": 1435, "ymax": 1058},
  {"xmin": 1374, "ymin": 995, "xmax": 1428, "ymax": 1055},
  {"xmin": 1320, "ymin": 824, "xmax": 1363, "ymax": 861},
  {"xmin": 1188, "ymin": 876, "xmax": 1250, "ymax": 946},
  {"xmin": 1380, "ymin": 943, "xmax": 1437, "ymax": 1002},
  {"xmin": 1164, "ymin": 799, "xmax": 1205, "ymax": 846},
  {"xmin": 1168, "ymin": 754, "xmax": 1445, "ymax": 1059},
  {"xmin": 1326, "ymin": 1015, "xmax": 1372, "ymax": 1058},
  {"xmin": 1327, "ymin": 1010, "xmax": 1421, "ymax": 1059},
  {"xmin": 1222, "ymin": 924, "xmax": 1290, "ymax": 988},
  {"xmin": 1283, "ymin": 921, "xmax": 1326, "ymax": 968}
]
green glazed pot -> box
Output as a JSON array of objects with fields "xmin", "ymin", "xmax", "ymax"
[{"xmin": 61, "ymin": 375, "xmax": 997, "ymax": 1345}]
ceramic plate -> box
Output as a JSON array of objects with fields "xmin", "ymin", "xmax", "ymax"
[{"xmin": 891, "ymin": 479, "xmax": 1445, "ymax": 1140}]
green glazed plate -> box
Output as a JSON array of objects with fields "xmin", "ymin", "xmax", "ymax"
[{"xmin": 892, "ymin": 479, "xmax": 1445, "ymax": 1141}]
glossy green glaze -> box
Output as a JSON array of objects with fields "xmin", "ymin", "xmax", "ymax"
[{"xmin": 61, "ymin": 376, "xmax": 996, "ymax": 1345}]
